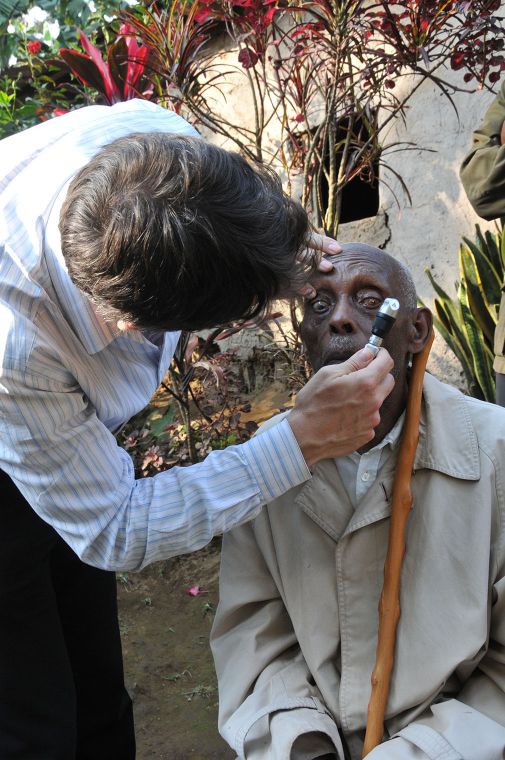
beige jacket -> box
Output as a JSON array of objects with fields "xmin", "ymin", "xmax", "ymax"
[{"xmin": 211, "ymin": 374, "xmax": 505, "ymax": 760}]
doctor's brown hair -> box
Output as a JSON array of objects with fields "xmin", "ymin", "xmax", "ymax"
[{"xmin": 60, "ymin": 132, "xmax": 311, "ymax": 331}]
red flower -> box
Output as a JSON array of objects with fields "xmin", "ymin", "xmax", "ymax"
[
  {"xmin": 52, "ymin": 108, "xmax": 68, "ymax": 117},
  {"xmin": 27, "ymin": 40, "xmax": 42, "ymax": 56}
]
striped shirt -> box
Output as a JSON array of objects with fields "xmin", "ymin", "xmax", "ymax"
[{"xmin": 0, "ymin": 99, "xmax": 310, "ymax": 571}]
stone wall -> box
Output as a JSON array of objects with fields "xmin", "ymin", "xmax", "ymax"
[{"xmin": 377, "ymin": 70, "xmax": 496, "ymax": 386}]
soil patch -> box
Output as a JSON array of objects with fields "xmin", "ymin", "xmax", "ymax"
[{"xmin": 118, "ymin": 541, "xmax": 235, "ymax": 759}]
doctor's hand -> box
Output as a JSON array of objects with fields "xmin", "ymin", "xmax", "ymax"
[
  {"xmin": 287, "ymin": 347, "xmax": 394, "ymax": 467},
  {"xmin": 298, "ymin": 232, "xmax": 340, "ymax": 299}
]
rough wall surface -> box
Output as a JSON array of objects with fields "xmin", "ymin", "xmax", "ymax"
[
  {"xmin": 202, "ymin": 36, "xmax": 503, "ymax": 390},
  {"xmin": 378, "ymin": 70, "xmax": 497, "ymax": 386}
]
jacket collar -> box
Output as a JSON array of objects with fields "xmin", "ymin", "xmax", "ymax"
[
  {"xmin": 294, "ymin": 373, "xmax": 480, "ymax": 539},
  {"xmin": 413, "ymin": 372, "xmax": 480, "ymax": 480}
]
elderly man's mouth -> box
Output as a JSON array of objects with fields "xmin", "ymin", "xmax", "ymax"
[{"xmin": 323, "ymin": 350, "xmax": 357, "ymax": 366}]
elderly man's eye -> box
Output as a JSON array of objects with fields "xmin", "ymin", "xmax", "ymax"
[
  {"xmin": 311, "ymin": 299, "xmax": 330, "ymax": 314},
  {"xmin": 360, "ymin": 295, "xmax": 383, "ymax": 309}
]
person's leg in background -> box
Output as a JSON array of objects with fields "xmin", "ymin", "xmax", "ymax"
[
  {"xmin": 494, "ymin": 295, "xmax": 505, "ymax": 407},
  {"xmin": 496, "ymin": 372, "xmax": 505, "ymax": 407},
  {"xmin": 0, "ymin": 470, "xmax": 135, "ymax": 759}
]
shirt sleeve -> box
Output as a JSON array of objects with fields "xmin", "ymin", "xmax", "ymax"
[{"xmin": 0, "ymin": 363, "xmax": 310, "ymax": 570}]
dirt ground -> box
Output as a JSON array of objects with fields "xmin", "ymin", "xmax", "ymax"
[
  {"xmin": 117, "ymin": 380, "xmax": 296, "ymax": 759},
  {"xmin": 117, "ymin": 541, "xmax": 235, "ymax": 760}
]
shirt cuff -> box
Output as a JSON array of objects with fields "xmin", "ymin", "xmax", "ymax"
[{"xmin": 240, "ymin": 418, "xmax": 311, "ymax": 502}]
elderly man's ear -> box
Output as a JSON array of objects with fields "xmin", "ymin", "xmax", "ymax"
[{"xmin": 408, "ymin": 307, "xmax": 433, "ymax": 355}]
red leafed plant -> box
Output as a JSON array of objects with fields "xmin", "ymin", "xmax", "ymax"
[
  {"xmin": 59, "ymin": 0, "xmax": 505, "ymax": 234},
  {"xmin": 117, "ymin": 1, "xmax": 220, "ymax": 115},
  {"xmin": 59, "ymin": 24, "xmax": 153, "ymax": 104}
]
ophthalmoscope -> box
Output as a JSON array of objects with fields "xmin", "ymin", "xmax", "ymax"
[{"xmin": 365, "ymin": 297, "xmax": 400, "ymax": 357}]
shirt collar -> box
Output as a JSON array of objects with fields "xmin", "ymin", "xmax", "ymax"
[{"xmin": 347, "ymin": 410, "xmax": 405, "ymax": 465}]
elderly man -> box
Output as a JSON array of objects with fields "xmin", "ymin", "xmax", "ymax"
[{"xmin": 211, "ymin": 243, "xmax": 505, "ymax": 760}]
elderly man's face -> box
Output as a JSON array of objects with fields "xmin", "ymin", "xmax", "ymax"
[{"xmin": 300, "ymin": 247, "xmax": 411, "ymax": 378}]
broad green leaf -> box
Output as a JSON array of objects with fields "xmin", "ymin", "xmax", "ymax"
[
  {"xmin": 459, "ymin": 245, "xmax": 496, "ymax": 344},
  {"xmin": 459, "ymin": 281, "xmax": 495, "ymax": 402},
  {"xmin": 462, "ymin": 236, "xmax": 501, "ymax": 306},
  {"xmin": 427, "ymin": 306, "xmax": 476, "ymax": 394},
  {"xmin": 474, "ymin": 225, "xmax": 501, "ymax": 279}
]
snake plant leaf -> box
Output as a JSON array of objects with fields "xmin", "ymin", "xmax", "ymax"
[
  {"xmin": 422, "ymin": 279, "xmax": 477, "ymax": 394},
  {"xmin": 427, "ymin": 223, "xmax": 504, "ymax": 401},
  {"xmin": 431, "ymin": 310, "xmax": 478, "ymax": 395},
  {"xmin": 425, "ymin": 270, "xmax": 469, "ymax": 350},
  {"xmin": 458, "ymin": 280, "xmax": 495, "ymax": 402},
  {"xmin": 484, "ymin": 229, "xmax": 502, "ymax": 274},
  {"xmin": 463, "ymin": 235, "xmax": 502, "ymax": 305},
  {"xmin": 425, "ymin": 268, "xmax": 457, "ymax": 303},
  {"xmin": 458, "ymin": 244, "xmax": 496, "ymax": 344},
  {"xmin": 475, "ymin": 226, "xmax": 501, "ymax": 280}
]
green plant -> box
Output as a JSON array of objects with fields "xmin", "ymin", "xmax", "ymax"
[
  {"xmin": 425, "ymin": 223, "xmax": 505, "ymax": 401},
  {"xmin": 0, "ymin": 77, "xmax": 38, "ymax": 133}
]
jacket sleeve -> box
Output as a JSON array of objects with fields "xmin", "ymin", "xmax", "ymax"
[
  {"xmin": 210, "ymin": 516, "xmax": 345, "ymax": 760},
  {"xmin": 460, "ymin": 80, "xmax": 505, "ymax": 220}
]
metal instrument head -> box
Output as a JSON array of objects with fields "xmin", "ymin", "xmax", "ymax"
[
  {"xmin": 371, "ymin": 297, "xmax": 400, "ymax": 339},
  {"xmin": 366, "ymin": 297, "xmax": 400, "ymax": 356}
]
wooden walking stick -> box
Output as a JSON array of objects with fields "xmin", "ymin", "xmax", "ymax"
[{"xmin": 362, "ymin": 327, "xmax": 435, "ymax": 757}]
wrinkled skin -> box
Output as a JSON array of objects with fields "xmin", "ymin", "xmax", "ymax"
[{"xmin": 300, "ymin": 244, "xmax": 432, "ymax": 451}]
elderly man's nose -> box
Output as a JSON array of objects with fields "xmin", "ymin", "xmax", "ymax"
[{"xmin": 329, "ymin": 303, "xmax": 356, "ymax": 335}]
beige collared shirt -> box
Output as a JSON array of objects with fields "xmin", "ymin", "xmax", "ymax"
[{"xmin": 335, "ymin": 412, "xmax": 405, "ymax": 508}]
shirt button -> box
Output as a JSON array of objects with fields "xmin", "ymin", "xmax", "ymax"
[{"xmin": 361, "ymin": 471, "xmax": 370, "ymax": 482}]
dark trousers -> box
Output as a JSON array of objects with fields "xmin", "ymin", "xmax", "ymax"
[
  {"xmin": 0, "ymin": 470, "xmax": 136, "ymax": 759},
  {"xmin": 496, "ymin": 372, "xmax": 505, "ymax": 407}
]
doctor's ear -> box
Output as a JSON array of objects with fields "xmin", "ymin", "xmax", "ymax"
[{"xmin": 408, "ymin": 307, "xmax": 433, "ymax": 355}]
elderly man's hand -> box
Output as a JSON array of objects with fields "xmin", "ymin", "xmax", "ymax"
[
  {"xmin": 298, "ymin": 233, "xmax": 340, "ymax": 299},
  {"xmin": 287, "ymin": 348, "xmax": 394, "ymax": 466}
]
